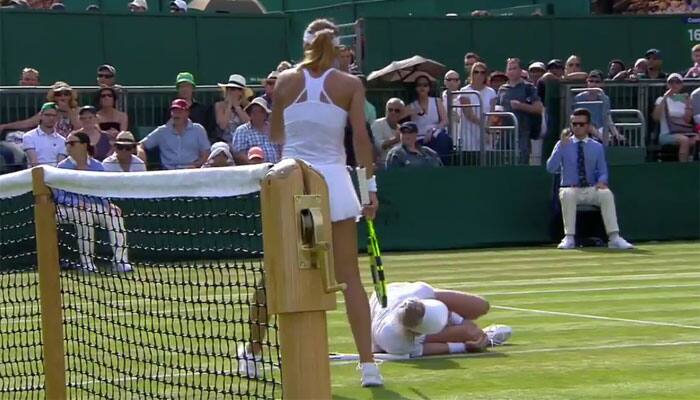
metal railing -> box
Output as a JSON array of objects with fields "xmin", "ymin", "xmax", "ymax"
[
  {"xmin": 446, "ymin": 89, "xmax": 487, "ymax": 166},
  {"xmin": 610, "ymin": 109, "xmax": 646, "ymax": 148},
  {"xmin": 484, "ymin": 111, "xmax": 520, "ymax": 166}
]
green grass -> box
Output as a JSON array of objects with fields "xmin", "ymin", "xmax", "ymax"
[
  {"xmin": 1, "ymin": 242, "xmax": 699, "ymax": 399},
  {"xmin": 329, "ymin": 242, "xmax": 700, "ymax": 400}
]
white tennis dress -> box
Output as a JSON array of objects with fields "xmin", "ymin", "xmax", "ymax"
[{"xmin": 283, "ymin": 68, "xmax": 362, "ymax": 222}]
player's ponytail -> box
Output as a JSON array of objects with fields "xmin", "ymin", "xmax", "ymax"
[{"xmin": 300, "ymin": 19, "xmax": 340, "ymax": 72}]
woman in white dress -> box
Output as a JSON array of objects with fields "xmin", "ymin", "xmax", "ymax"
[
  {"xmin": 237, "ymin": 18, "xmax": 383, "ymax": 387},
  {"xmin": 460, "ymin": 62, "xmax": 497, "ymax": 161}
]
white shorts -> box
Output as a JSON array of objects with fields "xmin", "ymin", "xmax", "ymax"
[{"xmin": 313, "ymin": 164, "xmax": 361, "ymax": 222}]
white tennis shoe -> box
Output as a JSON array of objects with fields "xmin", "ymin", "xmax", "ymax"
[
  {"xmin": 237, "ymin": 346, "xmax": 262, "ymax": 379},
  {"xmin": 112, "ymin": 261, "xmax": 133, "ymax": 273},
  {"xmin": 483, "ymin": 324, "xmax": 512, "ymax": 346},
  {"xmin": 608, "ymin": 236, "xmax": 634, "ymax": 250},
  {"xmin": 358, "ymin": 362, "xmax": 383, "ymax": 387},
  {"xmin": 557, "ymin": 236, "xmax": 576, "ymax": 249}
]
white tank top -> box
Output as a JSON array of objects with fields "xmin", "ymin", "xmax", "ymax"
[{"xmin": 282, "ymin": 68, "xmax": 348, "ymax": 165}]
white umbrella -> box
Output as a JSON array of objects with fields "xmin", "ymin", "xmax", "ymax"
[{"xmin": 367, "ymin": 55, "xmax": 447, "ymax": 83}]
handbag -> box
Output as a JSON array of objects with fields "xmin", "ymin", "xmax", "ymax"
[{"xmin": 664, "ymin": 97, "xmax": 693, "ymax": 134}]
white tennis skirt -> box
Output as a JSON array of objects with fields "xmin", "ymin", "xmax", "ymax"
[{"xmin": 312, "ymin": 163, "xmax": 362, "ymax": 222}]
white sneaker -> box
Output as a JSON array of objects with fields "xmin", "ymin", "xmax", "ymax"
[
  {"xmin": 557, "ymin": 236, "xmax": 576, "ymax": 249},
  {"xmin": 608, "ymin": 236, "xmax": 634, "ymax": 250},
  {"xmin": 80, "ymin": 260, "xmax": 97, "ymax": 273},
  {"xmin": 112, "ymin": 261, "xmax": 133, "ymax": 273},
  {"xmin": 237, "ymin": 346, "xmax": 262, "ymax": 379},
  {"xmin": 358, "ymin": 362, "xmax": 383, "ymax": 387},
  {"xmin": 483, "ymin": 324, "xmax": 512, "ymax": 346}
]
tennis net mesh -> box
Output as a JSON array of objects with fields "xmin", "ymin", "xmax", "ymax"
[{"xmin": 0, "ymin": 165, "xmax": 282, "ymax": 399}]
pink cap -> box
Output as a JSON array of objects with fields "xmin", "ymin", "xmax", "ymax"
[
  {"xmin": 247, "ymin": 146, "xmax": 264, "ymax": 160},
  {"xmin": 170, "ymin": 98, "xmax": 190, "ymax": 111}
]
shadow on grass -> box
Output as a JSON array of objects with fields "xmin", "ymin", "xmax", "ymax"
[
  {"xmin": 577, "ymin": 247, "xmax": 653, "ymax": 255},
  {"xmin": 334, "ymin": 387, "xmax": 412, "ymax": 400}
]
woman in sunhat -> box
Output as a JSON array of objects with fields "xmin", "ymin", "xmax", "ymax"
[{"xmin": 214, "ymin": 74, "xmax": 253, "ymax": 145}]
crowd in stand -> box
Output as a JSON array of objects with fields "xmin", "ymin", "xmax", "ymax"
[
  {"xmin": 3, "ymin": 42, "xmax": 700, "ymax": 175},
  {"xmin": 1, "ymin": 0, "xmax": 185, "ymax": 13}
]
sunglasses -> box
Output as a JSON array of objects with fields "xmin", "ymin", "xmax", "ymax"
[
  {"xmin": 572, "ymin": 122, "xmax": 588, "ymax": 127},
  {"xmin": 387, "ymin": 108, "xmax": 402, "ymax": 113},
  {"xmin": 567, "ymin": 63, "xmax": 581, "ymax": 67},
  {"xmin": 98, "ymin": 74, "xmax": 114, "ymax": 79},
  {"xmin": 445, "ymin": 78, "xmax": 460, "ymax": 82},
  {"xmin": 472, "ymin": 70, "xmax": 486, "ymax": 75},
  {"xmin": 116, "ymin": 144, "xmax": 135, "ymax": 151},
  {"xmin": 65, "ymin": 140, "xmax": 82, "ymax": 146},
  {"xmin": 54, "ymin": 91, "xmax": 71, "ymax": 97}
]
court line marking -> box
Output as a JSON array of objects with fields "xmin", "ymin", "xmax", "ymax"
[
  {"xmin": 493, "ymin": 305, "xmax": 700, "ymax": 330},
  {"xmin": 329, "ymin": 340, "xmax": 700, "ymax": 365}
]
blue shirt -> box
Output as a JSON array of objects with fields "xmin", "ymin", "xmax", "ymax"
[
  {"xmin": 55, "ymin": 156, "xmax": 106, "ymax": 207},
  {"xmin": 141, "ymin": 119, "xmax": 210, "ymax": 169},
  {"xmin": 232, "ymin": 122, "xmax": 281, "ymax": 163},
  {"xmin": 546, "ymin": 137, "xmax": 608, "ymax": 186}
]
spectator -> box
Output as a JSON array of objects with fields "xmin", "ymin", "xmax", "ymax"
[
  {"xmin": 441, "ymin": 70, "xmax": 461, "ymax": 109},
  {"xmin": 128, "ymin": 0, "xmax": 148, "ymax": 12},
  {"xmin": 73, "ymin": 106, "xmax": 111, "ymax": 161},
  {"xmin": 247, "ymin": 146, "xmax": 265, "ymax": 164},
  {"xmin": 463, "ymin": 52, "xmax": 481, "ymax": 82},
  {"xmin": 169, "ymin": 0, "xmax": 186, "ymax": 13},
  {"xmin": 385, "ymin": 122, "xmax": 442, "ymax": 169},
  {"xmin": 95, "ymin": 87, "xmax": 128, "ymax": 142},
  {"xmin": 639, "ymin": 49, "xmax": 667, "ymax": 79},
  {"xmin": 86, "ymin": 4, "xmax": 99, "ymax": 12},
  {"xmin": 3, "ymin": 0, "xmax": 29, "ymax": 9},
  {"xmin": 173, "ymin": 72, "xmax": 214, "ymax": 141},
  {"xmin": 339, "ymin": 46, "xmax": 358, "ymax": 73},
  {"xmin": 546, "ymin": 108, "xmax": 633, "ymax": 250},
  {"xmin": 102, "ymin": 131, "xmax": 146, "ymax": 172},
  {"xmin": 97, "ymin": 64, "xmax": 117, "ymax": 88},
  {"xmin": 21, "ymin": 102, "xmax": 66, "ymax": 166},
  {"xmin": 607, "ymin": 59, "xmax": 625, "ymax": 80},
  {"xmin": 460, "ymin": 62, "xmax": 497, "ymax": 157},
  {"xmin": 49, "ymin": 2, "xmax": 64, "ymax": 10},
  {"xmin": 276, "ymin": 61, "xmax": 293, "ymax": 72},
  {"xmin": 57, "ymin": 131, "xmax": 132, "ymax": 273},
  {"xmin": 564, "ymin": 55, "xmax": 587, "ymax": 80},
  {"xmin": 0, "ymin": 82, "xmax": 80, "ymax": 137},
  {"xmin": 685, "ymin": 44, "xmax": 700, "ymax": 78},
  {"xmin": 571, "ymin": 70, "xmax": 622, "ymax": 145},
  {"xmin": 540, "ymin": 59, "xmax": 565, "ymax": 84},
  {"xmin": 370, "ymin": 98, "xmax": 403, "ymax": 165},
  {"xmin": 138, "ymin": 99, "xmax": 210, "ymax": 169},
  {"xmin": 201, "ymin": 142, "xmax": 235, "ymax": 168},
  {"xmin": 261, "ymin": 71, "xmax": 277, "ymax": 108},
  {"xmin": 527, "ymin": 62, "xmax": 546, "ymax": 84},
  {"xmin": 487, "ymin": 71, "xmax": 508, "ymax": 91},
  {"xmin": 19, "ymin": 67, "xmax": 40, "ymax": 86},
  {"xmin": 615, "ymin": 58, "xmax": 648, "ymax": 81},
  {"xmin": 406, "ymin": 75, "xmax": 449, "ymax": 153},
  {"xmin": 653, "ymin": 74, "xmax": 698, "ymax": 162},
  {"xmin": 0, "ymin": 140, "xmax": 27, "ymax": 175},
  {"xmin": 215, "ymin": 74, "xmax": 253, "ymax": 145},
  {"xmin": 231, "ymin": 97, "xmax": 280, "ymax": 164},
  {"xmin": 496, "ymin": 58, "xmax": 544, "ymax": 164}
]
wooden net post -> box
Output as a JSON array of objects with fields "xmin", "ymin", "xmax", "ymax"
[
  {"xmin": 261, "ymin": 160, "xmax": 342, "ymax": 400},
  {"xmin": 31, "ymin": 167, "xmax": 67, "ymax": 400}
]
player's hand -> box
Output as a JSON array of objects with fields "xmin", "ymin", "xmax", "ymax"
[
  {"xmin": 465, "ymin": 333, "xmax": 490, "ymax": 352},
  {"xmin": 362, "ymin": 192, "xmax": 378, "ymax": 220},
  {"xmin": 595, "ymin": 182, "xmax": 608, "ymax": 190}
]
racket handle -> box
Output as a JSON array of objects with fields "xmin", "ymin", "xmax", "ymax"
[{"xmin": 356, "ymin": 167, "xmax": 370, "ymax": 205}]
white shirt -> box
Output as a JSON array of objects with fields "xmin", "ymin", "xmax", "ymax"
[
  {"xmin": 101, "ymin": 154, "xmax": 147, "ymax": 172},
  {"xmin": 370, "ymin": 282, "xmax": 435, "ymax": 356},
  {"xmin": 655, "ymin": 95, "xmax": 688, "ymax": 136},
  {"xmin": 409, "ymin": 97, "xmax": 442, "ymax": 141},
  {"xmin": 460, "ymin": 85, "xmax": 497, "ymax": 151},
  {"xmin": 370, "ymin": 118, "xmax": 398, "ymax": 162},
  {"xmin": 21, "ymin": 126, "xmax": 65, "ymax": 166}
]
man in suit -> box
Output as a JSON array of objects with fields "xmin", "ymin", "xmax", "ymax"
[{"xmin": 546, "ymin": 108, "xmax": 633, "ymax": 250}]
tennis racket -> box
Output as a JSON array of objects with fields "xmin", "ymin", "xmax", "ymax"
[{"xmin": 356, "ymin": 168, "xmax": 388, "ymax": 308}]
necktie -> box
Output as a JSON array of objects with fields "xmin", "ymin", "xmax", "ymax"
[{"xmin": 577, "ymin": 141, "xmax": 589, "ymax": 187}]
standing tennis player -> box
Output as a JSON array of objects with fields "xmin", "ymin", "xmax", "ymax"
[{"xmin": 270, "ymin": 19, "xmax": 382, "ymax": 387}]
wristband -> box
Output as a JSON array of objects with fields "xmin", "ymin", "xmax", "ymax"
[
  {"xmin": 447, "ymin": 342, "xmax": 466, "ymax": 354},
  {"xmin": 367, "ymin": 175, "xmax": 377, "ymax": 192}
]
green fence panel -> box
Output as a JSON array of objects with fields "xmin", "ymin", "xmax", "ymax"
[
  {"xmin": 102, "ymin": 15, "xmax": 199, "ymax": 86},
  {"xmin": 285, "ymin": 6, "xmax": 357, "ymax": 63},
  {"xmin": 471, "ymin": 17, "xmax": 551, "ymax": 70},
  {"xmin": 438, "ymin": 0, "xmax": 532, "ymax": 15},
  {"xmin": 548, "ymin": 0, "xmax": 590, "ymax": 16},
  {"xmin": 357, "ymin": 0, "xmax": 436, "ymax": 17},
  {"xmin": 1, "ymin": 12, "xmax": 104, "ymax": 86},
  {"xmin": 550, "ymin": 18, "xmax": 632, "ymax": 71},
  {"xmin": 62, "ymin": 0, "xmax": 95, "ymax": 12},
  {"xmin": 196, "ymin": 16, "xmax": 288, "ymax": 84}
]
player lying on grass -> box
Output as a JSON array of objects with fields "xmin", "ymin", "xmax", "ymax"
[{"xmin": 370, "ymin": 281, "xmax": 511, "ymax": 356}]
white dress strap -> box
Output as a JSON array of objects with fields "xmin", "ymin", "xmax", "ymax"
[{"xmin": 293, "ymin": 68, "xmax": 335, "ymax": 104}]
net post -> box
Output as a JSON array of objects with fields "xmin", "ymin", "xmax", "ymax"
[
  {"xmin": 261, "ymin": 160, "xmax": 338, "ymax": 400},
  {"xmin": 31, "ymin": 167, "xmax": 67, "ymax": 400}
]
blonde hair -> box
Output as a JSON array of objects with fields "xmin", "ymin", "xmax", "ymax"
[
  {"xmin": 299, "ymin": 19, "xmax": 340, "ymax": 72},
  {"xmin": 470, "ymin": 61, "xmax": 488, "ymax": 85},
  {"xmin": 398, "ymin": 299, "xmax": 425, "ymax": 329},
  {"xmin": 46, "ymin": 81, "xmax": 78, "ymax": 109},
  {"xmin": 693, "ymin": 44, "xmax": 700, "ymax": 53}
]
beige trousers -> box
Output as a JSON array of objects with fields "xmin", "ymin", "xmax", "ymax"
[{"xmin": 559, "ymin": 187, "xmax": 620, "ymax": 236}]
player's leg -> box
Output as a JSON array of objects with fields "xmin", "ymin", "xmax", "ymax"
[
  {"xmin": 558, "ymin": 187, "xmax": 579, "ymax": 248},
  {"xmin": 58, "ymin": 205, "xmax": 97, "ymax": 271},
  {"xmin": 246, "ymin": 287, "xmax": 267, "ymax": 355},
  {"xmin": 95, "ymin": 203, "xmax": 131, "ymax": 271},
  {"xmin": 332, "ymin": 218, "xmax": 374, "ymax": 364},
  {"xmin": 434, "ymin": 290, "xmax": 489, "ymax": 320}
]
